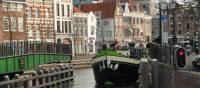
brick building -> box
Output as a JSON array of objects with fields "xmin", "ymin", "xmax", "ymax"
[
  {"xmin": 0, "ymin": 0, "xmax": 26, "ymax": 43},
  {"xmin": 26, "ymin": 0, "xmax": 54, "ymax": 42}
]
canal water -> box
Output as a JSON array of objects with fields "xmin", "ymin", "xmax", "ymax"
[{"xmin": 71, "ymin": 68, "xmax": 137, "ymax": 88}]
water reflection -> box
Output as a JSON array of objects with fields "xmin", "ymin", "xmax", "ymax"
[{"xmin": 71, "ymin": 68, "xmax": 137, "ymax": 88}]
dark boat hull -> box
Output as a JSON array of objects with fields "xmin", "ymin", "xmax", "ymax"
[{"xmin": 92, "ymin": 56, "xmax": 140, "ymax": 85}]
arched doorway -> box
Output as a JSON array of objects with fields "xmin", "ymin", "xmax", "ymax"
[{"xmin": 62, "ymin": 38, "xmax": 72, "ymax": 54}]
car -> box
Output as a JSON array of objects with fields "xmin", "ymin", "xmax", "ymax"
[{"xmin": 192, "ymin": 55, "xmax": 200, "ymax": 69}]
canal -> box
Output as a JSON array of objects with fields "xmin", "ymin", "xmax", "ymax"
[{"xmin": 71, "ymin": 68, "xmax": 138, "ymax": 88}]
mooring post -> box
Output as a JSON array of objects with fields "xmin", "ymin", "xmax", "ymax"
[
  {"xmin": 38, "ymin": 70, "xmax": 44, "ymax": 85},
  {"xmin": 14, "ymin": 74, "xmax": 20, "ymax": 88},
  {"xmin": 139, "ymin": 58, "xmax": 150, "ymax": 88},
  {"xmin": 23, "ymin": 75, "xmax": 29, "ymax": 88},
  {"xmin": 31, "ymin": 71, "xmax": 37, "ymax": 87},
  {"xmin": 3, "ymin": 75, "xmax": 10, "ymax": 88},
  {"xmin": 152, "ymin": 59, "xmax": 159, "ymax": 88}
]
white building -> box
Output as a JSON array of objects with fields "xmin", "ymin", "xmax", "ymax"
[
  {"xmin": 81, "ymin": 2, "xmax": 116, "ymax": 49},
  {"xmin": 73, "ymin": 7, "xmax": 96, "ymax": 54},
  {"xmin": 53, "ymin": 0, "xmax": 74, "ymax": 55}
]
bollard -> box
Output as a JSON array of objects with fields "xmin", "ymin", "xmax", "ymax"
[
  {"xmin": 23, "ymin": 75, "xmax": 29, "ymax": 88},
  {"xmin": 54, "ymin": 68, "xmax": 60, "ymax": 80},
  {"xmin": 14, "ymin": 74, "xmax": 20, "ymax": 88},
  {"xmin": 138, "ymin": 59, "xmax": 150, "ymax": 88},
  {"xmin": 31, "ymin": 71, "xmax": 37, "ymax": 87},
  {"xmin": 43, "ymin": 69, "xmax": 50, "ymax": 83},
  {"xmin": 38, "ymin": 70, "xmax": 44, "ymax": 85},
  {"xmin": 64, "ymin": 66, "xmax": 69, "ymax": 78},
  {"xmin": 3, "ymin": 75, "xmax": 10, "ymax": 88},
  {"xmin": 151, "ymin": 59, "xmax": 159, "ymax": 88},
  {"xmin": 49, "ymin": 68, "xmax": 55, "ymax": 83},
  {"xmin": 43, "ymin": 69, "xmax": 50, "ymax": 88},
  {"xmin": 60, "ymin": 66, "xmax": 65, "ymax": 79}
]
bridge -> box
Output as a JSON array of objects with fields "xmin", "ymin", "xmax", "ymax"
[{"xmin": 0, "ymin": 41, "xmax": 74, "ymax": 88}]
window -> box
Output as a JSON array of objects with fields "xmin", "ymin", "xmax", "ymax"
[
  {"xmin": 10, "ymin": 3, "xmax": 17, "ymax": 11},
  {"xmin": 85, "ymin": 19, "xmax": 87, "ymax": 23},
  {"xmin": 170, "ymin": 23, "xmax": 174, "ymax": 29},
  {"xmin": 177, "ymin": 16, "xmax": 182, "ymax": 20},
  {"xmin": 11, "ymin": 17, "xmax": 17, "ymax": 31},
  {"xmin": 177, "ymin": 23, "xmax": 182, "ymax": 28},
  {"xmin": 97, "ymin": 21, "xmax": 100, "ymax": 27},
  {"xmin": 169, "ymin": 16, "xmax": 173, "ymax": 21},
  {"xmin": 28, "ymin": 8, "xmax": 32, "ymax": 17},
  {"xmin": 178, "ymin": 30, "xmax": 182, "ymax": 34},
  {"xmin": 57, "ymin": 4, "xmax": 59, "ymax": 16},
  {"xmin": 69, "ymin": 21, "xmax": 72, "ymax": 33},
  {"xmin": 2, "ymin": 2, "xmax": 9, "ymax": 11},
  {"xmin": 91, "ymin": 26, "xmax": 94, "ymax": 35},
  {"xmin": 3, "ymin": 16, "xmax": 9, "ymax": 31},
  {"xmin": 36, "ymin": 30, "xmax": 40, "ymax": 40},
  {"xmin": 94, "ymin": 12, "xmax": 101, "ymax": 18},
  {"xmin": 45, "ymin": 9, "xmax": 49, "ymax": 18},
  {"xmin": 67, "ymin": 5, "xmax": 70, "ymax": 17},
  {"xmin": 190, "ymin": 16, "xmax": 194, "ymax": 20},
  {"xmin": 104, "ymin": 21, "xmax": 109, "ymax": 26},
  {"xmin": 65, "ymin": 21, "xmax": 68, "ymax": 33},
  {"xmin": 57, "ymin": 21, "xmax": 60, "ymax": 33},
  {"xmin": 28, "ymin": 30, "xmax": 33, "ymax": 37},
  {"xmin": 186, "ymin": 23, "xmax": 189, "ymax": 29},
  {"xmin": 62, "ymin": 4, "xmax": 64, "ymax": 16},
  {"xmin": 17, "ymin": 4, "xmax": 23, "ymax": 11},
  {"xmin": 62, "ymin": 21, "xmax": 65, "ymax": 33},
  {"xmin": 35, "ymin": 8, "xmax": 39, "ymax": 18},
  {"xmin": 18, "ymin": 17, "xmax": 24, "ymax": 32}
]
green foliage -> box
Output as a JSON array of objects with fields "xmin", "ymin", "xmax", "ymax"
[{"xmin": 95, "ymin": 49, "xmax": 126, "ymax": 58}]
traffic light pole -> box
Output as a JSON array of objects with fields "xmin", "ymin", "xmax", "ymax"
[
  {"xmin": 158, "ymin": 3, "xmax": 162, "ymax": 44},
  {"xmin": 172, "ymin": 0, "xmax": 177, "ymax": 45}
]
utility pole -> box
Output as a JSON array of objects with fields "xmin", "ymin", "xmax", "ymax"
[
  {"xmin": 158, "ymin": 2, "xmax": 162, "ymax": 44},
  {"xmin": 172, "ymin": 0, "xmax": 177, "ymax": 45}
]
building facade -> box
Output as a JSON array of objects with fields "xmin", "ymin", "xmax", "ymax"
[
  {"xmin": 81, "ymin": 1, "xmax": 116, "ymax": 49},
  {"xmin": 0, "ymin": 0, "xmax": 26, "ymax": 43},
  {"xmin": 73, "ymin": 7, "xmax": 96, "ymax": 54},
  {"xmin": 26, "ymin": 0, "xmax": 54, "ymax": 42}
]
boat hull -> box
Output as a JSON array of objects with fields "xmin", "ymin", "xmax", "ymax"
[{"xmin": 92, "ymin": 56, "xmax": 140, "ymax": 85}]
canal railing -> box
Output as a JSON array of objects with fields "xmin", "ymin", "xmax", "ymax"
[{"xmin": 0, "ymin": 63, "xmax": 74, "ymax": 88}]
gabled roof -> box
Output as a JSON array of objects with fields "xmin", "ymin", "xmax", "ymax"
[
  {"xmin": 73, "ymin": 6, "xmax": 83, "ymax": 13},
  {"xmin": 80, "ymin": 2, "xmax": 116, "ymax": 18}
]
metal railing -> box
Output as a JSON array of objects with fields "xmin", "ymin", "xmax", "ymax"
[
  {"xmin": 149, "ymin": 43, "xmax": 178, "ymax": 65},
  {"xmin": 0, "ymin": 41, "xmax": 72, "ymax": 58},
  {"xmin": 0, "ymin": 64, "xmax": 74, "ymax": 88}
]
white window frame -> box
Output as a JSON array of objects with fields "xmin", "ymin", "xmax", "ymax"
[
  {"xmin": 45, "ymin": 9, "xmax": 49, "ymax": 18},
  {"xmin": 3, "ymin": 16, "xmax": 9, "ymax": 31},
  {"xmin": 28, "ymin": 7, "xmax": 32, "ymax": 17},
  {"xmin": 10, "ymin": 3, "xmax": 17, "ymax": 11},
  {"xmin": 35, "ymin": 8, "xmax": 39, "ymax": 18},
  {"xmin": 11, "ymin": 17, "xmax": 17, "ymax": 31},
  {"xmin": 17, "ymin": 3, "xmax": 23, "ymax": 11},
  {"xmin": 18, "ymin": 17, "xmax": 24, "ymax": 32}
]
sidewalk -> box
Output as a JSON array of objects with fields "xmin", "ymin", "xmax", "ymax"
[{"xmin": 73, "ymin": 54, "xmax": 95, "ymax": 60}]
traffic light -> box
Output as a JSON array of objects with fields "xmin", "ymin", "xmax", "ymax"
[{"xmin": 175, "ymin": 47, "xmax": 186, "ymax": 69}]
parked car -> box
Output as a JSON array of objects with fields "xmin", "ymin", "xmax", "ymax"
[{"xmin": 192, "ymin": 55, "xmax": 200, "ymax": 68}]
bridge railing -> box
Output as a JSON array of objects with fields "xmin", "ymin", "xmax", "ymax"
[
  {"xmin": 0, "ymin": 41, "xmax": 72, "ymax": 58},
  {"xmin": 149, "ymin": 43, "xmax": 177, "ymax": 65}
]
